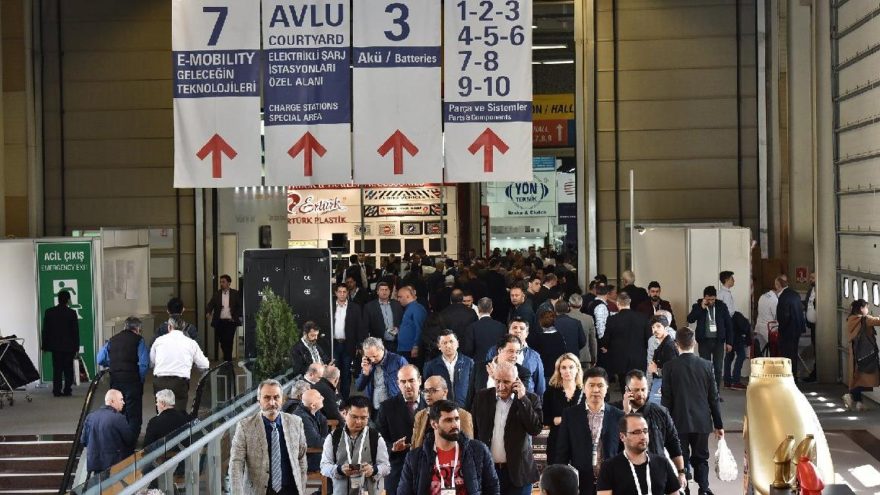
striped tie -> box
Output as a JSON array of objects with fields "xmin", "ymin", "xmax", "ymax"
[{"xmin": 271, "ymin": 422, "xmax": 282, "ymax": 492}]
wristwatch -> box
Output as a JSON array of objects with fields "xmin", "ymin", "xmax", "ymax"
[{"xmin": 677, "ymin": 468, "xmax": 687, "ymax": 474}]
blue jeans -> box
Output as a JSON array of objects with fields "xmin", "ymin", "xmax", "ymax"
[
  {"xmin": 649, "ymin": 376, "xmax": 663, "ymax": 404},
  {"xmin": 724, "ymin": 341, "xmax": 747, "ymax": 384},
  {"xmin": 332, "ymin": 343, "xmax": 351, "ymax": 398}
]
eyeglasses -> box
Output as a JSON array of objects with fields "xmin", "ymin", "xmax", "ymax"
[
  {"xmin": 422, "ymin": 388, "xmax": 445, "ymax": 395},
  {"xmin": 626, "ymin": 428, "xmax": 649, "ymax": 436}
]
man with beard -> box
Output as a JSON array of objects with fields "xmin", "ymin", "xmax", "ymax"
[
  {"xmin": 290, "ymin": 321, "xmax": 328, "ymax": 378},
  {"xmin": 686, "ymin": 286, "xmax": 733, "ymax": 392},
  {"xmin": 636, "ymin": 282, "xmax": 677, "ymax": 329},
  {"xmin": 597, "ymin": 413, "xmax": 681, "ymax": 495},
  {"xmin": 399, "ymin": 400, "xmax": 499, "ymax": 494},
  {"xmin": 229, "ymin": 379, "xmax": 308, "ymax": 495},
  {"xmin": 508, "ymin": 283, "xmax": 538, "ymax": 336},
  {"xmin": 377, "ymin": 364, "xmax": 423, "ymax": 495}
]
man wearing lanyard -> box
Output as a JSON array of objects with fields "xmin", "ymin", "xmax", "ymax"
[
  {"xmin": 320, "ymin": 396, "xmax": 390, "ymax": 495},
  {"xmin": 398, "ymin": 400, "xmax": 499, "ymax": 494},
  {"xmin": 597, "ymin": 413, "xmax": 681, "ymax": 495},
  {"xmin": 686, "ymin": 286, "xmax": 733, "ymax": 393}
]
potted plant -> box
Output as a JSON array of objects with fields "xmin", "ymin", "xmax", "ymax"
[{"xmin": 254, "ymin": 287, "xmax": 298, "ymax": 381}]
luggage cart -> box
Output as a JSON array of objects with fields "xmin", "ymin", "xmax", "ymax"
[{"xmin": 0, "ymin": 337, "xmax": 34, "ymax": 408}]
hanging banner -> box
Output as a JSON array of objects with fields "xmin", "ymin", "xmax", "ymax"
[
  {"xmin": 352, "ymin": 0, "xmax": 442, "ymax": 184},
  {"xmin": 173, "ymin": 0, "xmax": 262, "ymax": 187},
  {"xmin": 262, "ymin": 0, "xmax": 352, "ymax": 186},
  {"xmin": 36, "ymin": 242, "xmax": 96, "ymax": 380},
  {"xmin": 443, "ymin": 0, "xmax": 532, "ymax": 182}
]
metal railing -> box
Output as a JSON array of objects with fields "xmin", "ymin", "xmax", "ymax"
[{"xmin": 59, "ymin": 369, "xmax": 109, "ymax": 494}]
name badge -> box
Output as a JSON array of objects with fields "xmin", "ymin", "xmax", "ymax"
[
  {"xmin": 441, "ymin": 489, "xmax": 457, "ymax": 495},
  {"xmin": 349, "ymin": 475, "xmax": 364, "ymax": 492},
  {"xmin": 707, "ymin": 322, "xmax": 717, "ymax": 336}
]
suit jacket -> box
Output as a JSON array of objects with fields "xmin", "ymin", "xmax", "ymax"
[
  {"xmin": 143, "ymin": 408, "xmax": 190, "ymax": 449},
  {"xmin": 661, "ymin": 353, "xmax": 723, "ymax": 434},
  {"xmin": 468, "ymin": 363, "xmax": 531, "ymax": 409},
  {"xmin": 472, "ymin": 388, "xmax": 543, "ymax": 487},
  {"xmin": 621, "ymin": 284, "xmax": 649, "ymax": 313},
  {"xmin": 600, "ymin": 309, "xmax": 651, "ymax": 375},
  {"xmin": 312, "ymin": 378, "xmax": 343, "ymax": 423},
  {"xmin": 206, "ymin": 288, "xmax": 242, "ymax": 326},
  {"xmin": 687, "ymin": 300, "xmax": 734, "ymax": 345},
  {"xmin": 554, "ymin": 314, "xmax": 587, "ymax": 356},
  {"xmin": 440, "ymin": 304, "xmax": 479, "ymax": 357},
  {"xmin": 333, "ymin": 301, "xmax": 365, "ymax": 355},
  {"xmin": 290, "ymin": 339, "xmax": 329, "ymax": 378},
  {"xmin": 344, "ymin": 263, "xmax": 368, "ymax": 288},
  {"xmin": 363, "ymin": 298, "xmax": 403, "ymax": 339},
  {"xmin": 41, "ymin": 304, "xmax": 79, "ymax": 353},
  {"xmin": 776, "ymin": 287, "xmax": 806, "ymax": 340},
  {"xmin": 376, "ymin": 394, "xmax": 420, "ymax": 464},
  {"xmin": 410, "ymin": 407, "xmax": 474, "ymax": 449},
  {"xmin": 229, "ymin": 412, "xmax": 308, "ymax": 494},
  {"xmin": 349, "ymin": 287, "xmax": 372, "ymax": 306},
  {"xmin": 635, "ymin": 299, "xmax": 678, "ymax": 329},
  {"xmin": 422, "ymin": 354, "xmax": 475, "ymax": 408},
  {"xmin": 468, "ymin": 316, "xmax": 507, "ymax": 363},
  {"xmin": 508, "ymin": 303, "xmax": 537, "ymax": 337},
  {"xmin": 555, "ymin": 404, "xmax": 624, "ymax": 495}
]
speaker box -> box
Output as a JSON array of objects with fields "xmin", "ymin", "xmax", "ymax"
[
  {"xmin": 329, "ymin": 232, "xmax": 348, "ymax": 252},
  {"xmin": 259, "ymin": 225, "xmax": 272, "ymax": 248}
]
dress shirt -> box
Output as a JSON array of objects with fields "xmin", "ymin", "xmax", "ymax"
[
  {"xmin": 220, "ymin": 290, "xmax": 232, "ymax": 320},
  {"xmin": 594, "ymin": 301, "xmax": 610, "ymax": 339},
  {"xmin": 587, "ymin": 403, "xmax": 605, "ymax": 441},
  {"xmin": 442, "ymin": 354, "xmax": 458, "ymax": 386},
  {"xmin": 491, "ymin": 395, "xmax": 514, "ymax": 463},
  {"xmin": 334, "ymin": 302, "xmax": 348, "ymax": 340},
  {"xmin": 150, "ymin": 330, "xmax": 210, "ymax": 378},
  {"xmin": 379, "ymin": 301, "xmax": 393, "ymax": 330},
  {"xmin": 372, "ymin": 359, "xmax": 388, "ymax": 410},
  {"xmin": 718, "ymin": 286, "xmax": 737, "ymax": 315},
  {"xmin": 262, "ymin": 415, "xmax": 294, "ymax": 488}
]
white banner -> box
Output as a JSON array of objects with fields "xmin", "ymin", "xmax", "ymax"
[
  {"xmin": 352, "ymin": 0, "xmax": 442, "ymax": 184},
  {"xmin": 173, "ymin": 1, "xmax": 262, "ymax": 187},
  {"xmin": 262, "ymin": 0, "xmax": 352, "ymax": 186},
  {"xmin": 487, "ymin": 171, "xmax": 556, "ymax": 217},
  {"xmin": 443, "ymin": 0, "xmax": 532, "ymax": 183}
]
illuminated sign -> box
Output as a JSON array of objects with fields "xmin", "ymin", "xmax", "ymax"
[
  {"xmin": 287, "ymin": 191, "xmax": 348, "ymax": 216},
  {"xmin": 363, "ymin": 204, "xmax": 447, "ymax": 217}
]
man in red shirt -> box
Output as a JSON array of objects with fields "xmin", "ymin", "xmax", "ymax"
[{"xmin": 398, "ymin": 400, "xmax": 499, "ymax": 494}]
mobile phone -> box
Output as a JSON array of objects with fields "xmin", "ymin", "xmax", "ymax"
[{"xmin": 349, "ymin": 464, "xmax": 362, "ymax": 472}]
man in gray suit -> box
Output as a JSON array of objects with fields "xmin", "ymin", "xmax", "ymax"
[{"xmin": 229, "ymin": 379, "xmax": 308, "ymax": 495}]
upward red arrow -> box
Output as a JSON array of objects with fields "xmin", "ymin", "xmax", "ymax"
[
  {"xmin": 468, "ymin": 128, "xmax": 509, "ymax": 172},
  {"xmin": 288, "ymin": 132, "xmax": 327, "ymax": 177},
  {"xmin": 196, "ymin": 134, "xmax": 237, "ymax": 178},
  {"xmin": 377, "ymin": 130, "xmax": 419, "ymax": 175}
]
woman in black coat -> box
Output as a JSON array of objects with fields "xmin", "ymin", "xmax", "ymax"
[{"xmin": 542, "ymin": 353, "xmax": 584, "ymax": 464}]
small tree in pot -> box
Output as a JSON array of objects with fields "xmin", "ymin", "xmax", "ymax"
[{"xmin": 254, "ymin": 287, "xmax": 298, "ymax": 381}]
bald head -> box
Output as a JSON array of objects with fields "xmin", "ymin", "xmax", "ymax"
[
  {"xmin": 301, "ymin": 389, "xmax": 324, "ymax": 413},
  {"xmin": 306, "ymin": 363, "xmax": 325, "ymax": 381},
  {"xmin": 105, "ymin": 389, "xmax": 124, "ymax": 412},
  {"xmin": 423, "ymin": 375, "xmax": 449, "ymax": 405}
]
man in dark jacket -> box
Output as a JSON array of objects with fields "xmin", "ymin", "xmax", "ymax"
[
  {"xmin": 355, "ymin": 337, "xmax": 409, "ymax": 412},
  {"xmin": 686, "ymin": 286, "xmax": 734, "ymax": 391},
  {"xmin": 376, "ymin": 364, "xmax": 423, "ymax": 495},
  {"xmin": 97, "ymin": 316, "xmax": 149, "ymax": 437},
  {"xmin": 204, "ymin": 274, "xmax": 242, "ymax": 362},
  {"xmin": 662, "ymin": 328, "xmax": 724, "ymax": 495},
  {"xmin": 154, "ymin": 297, "xmax": 198, "ymax": 341},
  {"xmin": 472, "ymin": 362, "xmax": 543, "ymax": 495},
  {"xmin": 635, "ymin": 281, "xmax": 677, "ymax": 329},
  {"xmin": 363, "ymin": 282, "xmax": 403, "ymax": 351},
  {"xmin": 508, "ymin": 284, "xmax": 537, "ymax": 339},
  {"xmin": 41, "ymin": 290, "xmax": 79, "ymax": 397},
  {"xmin": 292, "ymin": 389, "xmax": 328, "ymax": 472},
  {"xmin": 776, "ymin": 276, "xmax": 807, "ymax": 380},
  {"xmin": 332, "ymin": 283, "xmax": 365, "ymax": 397},
  {"xmin": 398, "ymin": 400, "xmax": 499, "ymax": 495},
  {"xmin": 81, "ymin": 389, "xmax": 136, "ymax": 475},
  {"xmin": 440, "ymin": 289, "xmax": 479, "ymax": 357},
  {"xmin": 290, "ymin": 321, "xmax": 329, "ymax": 378},
  {"xmin": 601, "ymin": 292, "xmax": 651, "ymax": 392},
  {"xmin": 553, "ymin": 300, "xmax": 587, "ymax": 356},
  {"xmin": 468, "ymin": 297, "xmax": 507, "ymax": 363},
  {"xmin": 143, "ymin": 388, "xmax": 190, "ymax": 448},
  {"xmin": 620, "ymin": 270, "xmax": 649, "ymax": 313},
  {"xmin": 423, "ymin": 330, "xmax": 475, "ymax": 408}
]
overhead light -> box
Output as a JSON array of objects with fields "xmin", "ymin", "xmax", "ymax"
[
  {"xmin": 532, "ymin": 25, "xmax": 537, "ymax": 29},
  {"xmin": 533, "ymin": 44, "xmax": 567, "ymax": 50},
  {"xmin": 543, "ymin": 60, "xmax": 574, "ymax": 64}
]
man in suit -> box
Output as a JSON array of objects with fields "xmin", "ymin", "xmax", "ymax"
[
  {"xmin": 332, "ymin": 283, "xmax": 365, "ymax": 397},
  {"xmin": 440, "ymin": 289, "xmax": 479, "ymax": 358},
  {"xmin": 686, "ymin": 286, "xmax": 734, "ymax": 391},
  {"xmin": 484, "ymin": 259, "xmax": 511, "ymax": 322},
  {"xmin": 776, "ymin": 275, "xmax": 807, "ymax": 380},
  {"xmin": 601, "ymin": 292, "xmax": 651, "ymax": 392},
  {"xmin": 143, "ymin": 389, "xmax": 190, "ymax": 448},
  {"xmin": 344, "ymin": 253, "xmax": 369, "ymax": 289},
  {"xmin": 553, "ymin": 299, "xmax": 587, "ymax": 356},
  {"xmin": 484, "ymin": 319, "xmax": 547, "ymax": 396},
  {"xmin": 205, "ymin": 274, "xmax": 242, "ymax": 362},
  {"xmin": 470, "ymin": 334, "xmax": 533, "ymax": 405},
  {"xmin": 472, "ymin": 361, "xmax": 543, "ymax": 495},
  {"xmin": 568, "ymin": 294, "xmax": 599, "ymax": 369},
  {"xmin": 662, "ymin": 327, "xmax": 724, "ymax": 495},
  {"xmin": 508, "ymin": 284, "xmax": 537, "ymax": 337},
  {"xmin": 289, "ymin": 321, "xmax": 329, "ymax": 378},
  {"xmin": 41, "ymin": 290, "xmax": 79, "ymax": 397},
  {"xmin": 555, "ymin": 366, "xmax": 624, "ymax": 495},
  {"xmin": 620, "ymin": 270, "xmax": 649, "ymax": 313},
  {"xmin": 363, "ymin": 281, "xmax": 403, "ymax": 352},
  {"xmin": 376, "ymin": 364, "xmax": 422, "ymax": 495},
  {"xmin": 635, "ymin": 281, "xmax": 677, "ymax": 329},
  {"xmin": 469, "ymin": 297, "xmax": 508, "ymax": 362},
  {"xmin": 229, "ymin": 379, "xmax": 308, "ymax": 495},
  {"xmin": 423, "ymin": 329, "xmax": 475, "ymax": 407},
  {"xmin": 346, "ymin": 275, "xmax": 372, "ymax": 306}
]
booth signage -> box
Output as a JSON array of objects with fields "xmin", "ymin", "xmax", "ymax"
[
  {"xmin": 363, "ymin": 204, "xmax": 447, "ymax": 217},
  {"xmin": 443, "ymin": 0, "xmax": 533, "ymax": 182},
  {"xmin": 36, "ymin": 242, "xmax": 96, "ymax": 379},
  {"xmin": 363, "ymin": 186, "xmax": 442, "ymax": 201},
  {"xmin": 287, "ymin": 191, "xmax": 348, "ymax": 216},
  {"xmin": 261, "ymin": 0, "xmax": 352, "ymax": 185},
  {"xmin": 173, "ymin": 1, "xmax": 262, "ymax": 187},
  {"xmin": 352, "ymin": 0, "xmax": 442, "ymax": 184},
  {"xmin": 488, "ymin": 171, "xmax": 556, "ymax": 217}
]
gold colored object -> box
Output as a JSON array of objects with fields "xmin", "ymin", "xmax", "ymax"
[
  {"xmin": 744, "ymin": 358, "xmax": 834, "ymax": 495},
  {"xmin": 792, "ymin": 434, "xmax": 817, "ymax": 489},
  {"xmin": 771, "ymin": 435, "xmax": 796, "ymax": 489}
]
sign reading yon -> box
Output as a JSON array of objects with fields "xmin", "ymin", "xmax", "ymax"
[
  {"xmin": 443, "ymin": 0, "xmax": 533, "ymax": 182},
  {"xmin": 173, "ymin": 1, "xmax": 262, "ymax": 187}
]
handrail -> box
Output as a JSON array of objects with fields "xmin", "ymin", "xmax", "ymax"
[
  {"xmin": 59, "ymin": 369, "xmax": 109, "ymax": 494},
  {"xmin": 187, "ymin": 360, "xmax": 233, "ymax": 418}
]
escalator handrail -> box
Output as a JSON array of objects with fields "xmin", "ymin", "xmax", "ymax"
[{"xmin": 59, "ymin": 369, "xmax": 109, "ymax": 494}]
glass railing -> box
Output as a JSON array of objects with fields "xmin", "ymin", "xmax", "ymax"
[
  {"xmin": 59, "ymin": 369, "xmax": 111, "ymax": 494},
  {"xmin": 69, "ymin": 365, "xmax": 296, "ymax": 495}
]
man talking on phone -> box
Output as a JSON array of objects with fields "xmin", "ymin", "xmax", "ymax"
[{"xmin": 472, "ymin": 361, "xmax": 543, "ymax": 495}]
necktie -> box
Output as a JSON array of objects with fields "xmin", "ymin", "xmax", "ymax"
[
  {"xmin": 271, "ymin": 422, "xmax": 282, "ymax": 492},
  {"xmin": 407, "ymin": 401, "xmax": 417, "ymax": 416}
]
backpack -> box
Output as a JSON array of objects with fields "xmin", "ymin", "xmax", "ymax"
[
  {"xmin": 853, "ymin": 317, "xmax": 879, "ymax": 374},
  {"xmin": 332, "ymin": 426, "xmax": 380, "ymax": 464}
]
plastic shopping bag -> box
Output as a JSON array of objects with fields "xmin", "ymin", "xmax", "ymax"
[{"xmin": 715, "ymin": 437, "xmax": 738, "ymax": 482}]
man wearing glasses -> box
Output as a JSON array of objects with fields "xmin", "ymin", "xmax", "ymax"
[
  {"xmin": 597, "ymin": 413, "xmax": 682, "ymax": 495},
  {"xmin": 410, "ymin": 375, "xmax": 474, "ymax": 449}
]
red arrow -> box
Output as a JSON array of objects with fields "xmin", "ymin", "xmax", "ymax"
[
  {"xmin": 196, "ymin": 134, "xmax": 237, "ymax": 178},
  {"xmin": 377, "ymin": 130, "xmax": 419, "ymax": 175},
  {"xmin": 288, "ymin": 132, "xmax": 327, "ymax": 177},
  {"xmin": 467, "ymin": 128, "xmax": 509, "ymax": 172}
]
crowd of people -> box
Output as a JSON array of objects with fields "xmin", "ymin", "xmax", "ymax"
[{"xmin": 66, "ymin": 246, "xmax": 851, "ymax": 495}]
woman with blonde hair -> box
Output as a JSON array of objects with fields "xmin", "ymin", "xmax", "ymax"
[{"xmin": 542, "ymin": 352, "xmax": 584, "ymax": 464}]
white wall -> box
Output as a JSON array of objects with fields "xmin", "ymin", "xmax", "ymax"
[{"xmin": 0, "ymin": 241, "xmax": 39, "ymax": 369}]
